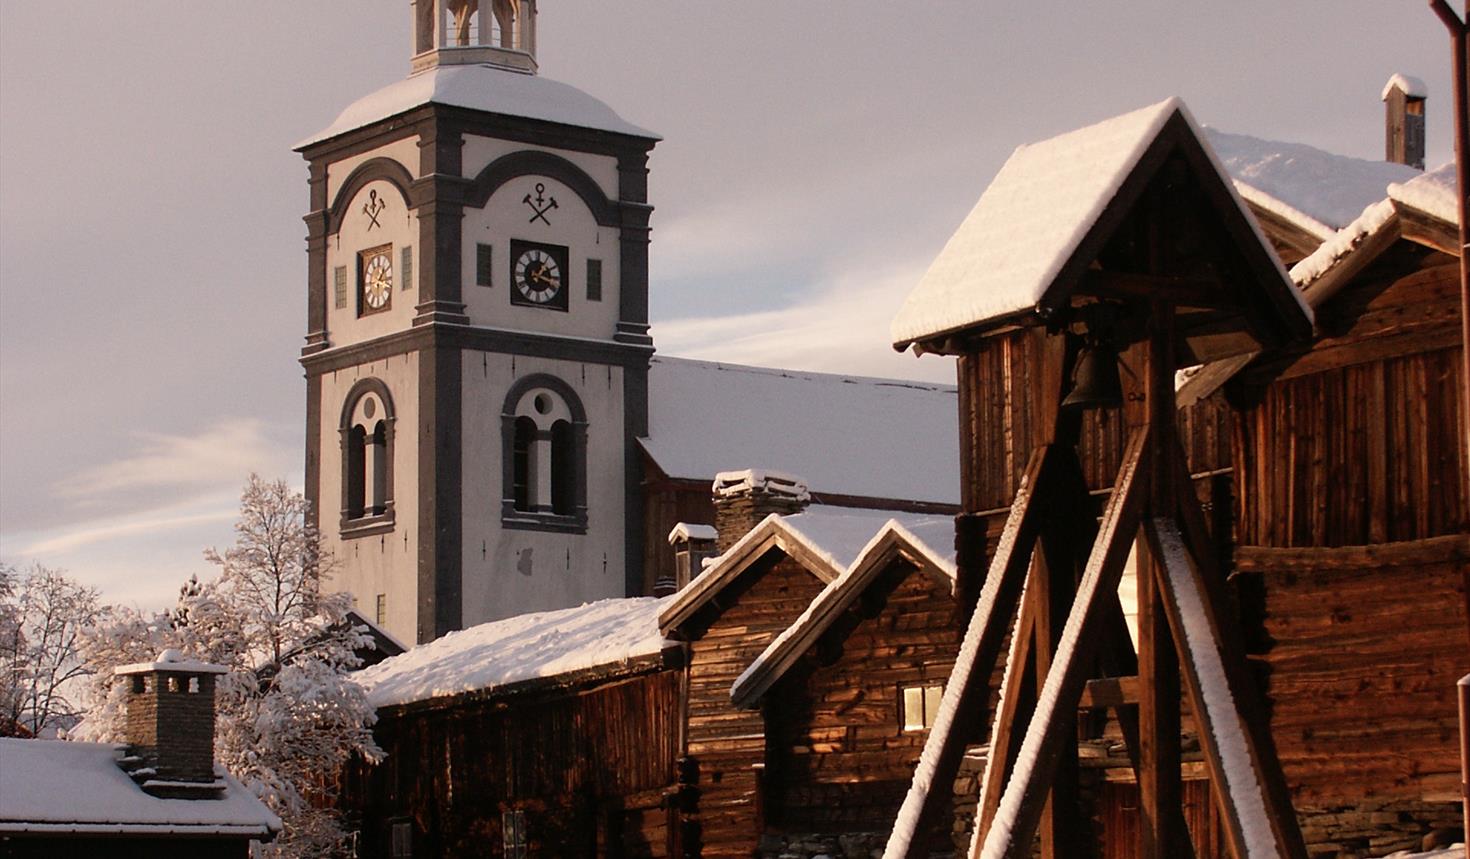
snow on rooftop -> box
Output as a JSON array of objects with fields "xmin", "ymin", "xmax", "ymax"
[
  {"xmin": 297, "ymin": 64, "xmax": 658, "ymax": 149},
  {"xmin": 1382, "ymin": 73, "xmax": 1429, "ymax": 100},
  {"xmin": 1389, "ymin": 161, "xmax": 1459, "ymax": 225},
  {"xmin": 780, "ymin": 506, "xmax": 955, "ymax": 573},
  {"xmin": 0, "ymin": 739, "xmax": 280, "ymax": 836},
  {"xmin": 644, "ymin": 356, "xmax": 959, "ymax": 506},
  {"xmin": 667, "ymin": 522, "xmax": 718, "ymax": 545},
  {"xmin": 891, "ymin": 98, "xmax": 1202, "ymax": 348},
  {"xmin": 712, "ymin": 468, "xmax": 810, "ymax": 500},
  {"xmin": 356, "ymin": 597, "xmax": 670, "ymax": 709},
  {"xmin": 1289, "ymin": 199, "xmax": 1397, "ymax": 291},
  {"xmin": 1205, "ymin": 128, "xmax": 1420, "ymax": 234},
  {"xmin": 1373, "ymin": 847, "xmax": 1464, "ymax": 859}
]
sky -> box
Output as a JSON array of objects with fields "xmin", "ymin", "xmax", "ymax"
[{"xmin": 0, "ymin": 1, "xmax": 1457, "ymax": 611}]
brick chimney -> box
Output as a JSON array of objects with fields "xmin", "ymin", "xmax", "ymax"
[
  {"xmin": 660, "ymin": 522, "xmax": 719, "ymax": 595},
  {"xmin": 1383, "ymin": 73, "xmax": 1427, "ymax": 169},
  {"xmin": 711, "ymin": 469, "xmax": 810, "ymax": 553},
  {"xmin": 114, "ymin": 649, "xmax": 228, "ymax": 799}
]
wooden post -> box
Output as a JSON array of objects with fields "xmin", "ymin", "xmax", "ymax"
[{"xmin": 1460, "ymin": 673, "xmax": 1470, "ymax": 854}]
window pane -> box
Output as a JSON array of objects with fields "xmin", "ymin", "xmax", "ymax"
[
  {"xmin": 924, "ymin": 685, "xmax": 944, "ymax": 729},
  {"xmin": 902, "ymin": 686, "xmax": 924, "ymax": 730},
  {"xmin": 550, "ymin": 420, "xmax": 574, "ymax": 515},
  {"xmin": 512, "ymin": 417, "xmax": 535, "ymax": 511}
]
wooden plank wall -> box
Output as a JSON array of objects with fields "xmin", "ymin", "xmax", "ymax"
[
  {"xmin": 642, "ymin": 467, "xmax": 715, "ymax": 593},
  {"xmin": 1236, "ymin": 539, "xmax": 1469, "ymax": 805},
  {"xmin": 682, "ymin": 554, "xmax": 828, "ymax": 858},
  {"xmin": 343, "ymin": 669, "xmax": 680, "ymax": 858},
  {"xmin": 764, "ymin": 563, "xmax": 963, "ymax": 841}
]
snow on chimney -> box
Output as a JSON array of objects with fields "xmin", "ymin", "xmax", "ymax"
[
  {"xmin": 660, "ymin": 522, "xmax": 719, "ymax": 595},
  {"xmin": 1383, "ymin": 73, "xmax": 1427, "ymax": 169},
  {"xmin": 114, "ymin": 649, "xmax": 228, "ymax": 799},
  {"xmin": 711, "ymin": 469, "xmax": 810, "ymax": 553}
]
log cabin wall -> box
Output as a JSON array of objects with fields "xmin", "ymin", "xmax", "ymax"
[
  {"xmin": 642, "ymin": 462, "xmax": 716, "ymax": 595},
  {"xmin": 341, "ymin": 668, "xmax": 680, "ymax": 859},
  {"xmin": 759, "ymin": 562, "xmax": 963, "ymax": 857},
  {"xmin": 1228, "ymin": 251, "xmax": 1469, "ymax": 851},
  {"xmin": 680, "ymin": 553, "xmax": 829, "ymax": 858}
]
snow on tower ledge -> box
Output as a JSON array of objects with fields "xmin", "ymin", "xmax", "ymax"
[{"xmin": 1382, "ymin": 73, "xmax": 1429, "ymax": 101}]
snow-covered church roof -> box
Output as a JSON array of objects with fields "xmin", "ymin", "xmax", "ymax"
[
  {"xmin": 0, "ymin": 739, "xmax": 281, "ymax": 837},
  {"xmin": 297, "ymin": 63, "xmax": 659, "ymax": 150},
  {"xmin": 644, "ymin": 357, "xmax": 960, "ymax": 506}
]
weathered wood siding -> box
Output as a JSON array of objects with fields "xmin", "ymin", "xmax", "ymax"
[
  {"xmin": 643, "ymin": 465, "xmax": 716, "ymax": 594},
  {"xmin": 1237, "ymin": 539, "xmax": 1469, "ymax": 805},
  {"xmin": 682, "ymin": 554, "xmax": 828, "ymax": 858},
  {"xmin": 764, "ymin": 563, "xmax": 962, "ymax": 842},
  {"xmin": 343, "ymin": 669, "xmax": 680, "ymax": 858}
]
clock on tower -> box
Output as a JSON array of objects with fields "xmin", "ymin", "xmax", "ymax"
[{"xmin": 294, "ymin": 0, "xmax": 659, "ymax": 645}]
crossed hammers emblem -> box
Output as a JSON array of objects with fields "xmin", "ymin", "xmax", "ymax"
[
  {"xmin": 523, "ymin": 182, "xmax": 559, "ymax": 225},
  {"xmin": 362, "ymin": 189, "xmax": 387, "ymax": 230}
]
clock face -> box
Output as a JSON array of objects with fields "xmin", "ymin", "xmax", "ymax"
[
  {"xmin": 509, "ymin": 240, "xmax": 569, "ymax": 311},
  {"xmin": 360, "ymin": 246, "xmax": 393, "ymax": 314}
]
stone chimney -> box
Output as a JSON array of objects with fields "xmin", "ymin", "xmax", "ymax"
[
  {"xmin": 711, "ymin": 469, "xmax": 810, "ymax": 553},
  {"xmin": 114, "ymin": 649, "xmax": 228, "ymax": 799},
  {"xmin": 1383, "ymin": 73, "xmax": 1427, "ymax": 169},
  {"xmin": 660, "ymin": 522, "xmax": 719, "ymax": 595}
]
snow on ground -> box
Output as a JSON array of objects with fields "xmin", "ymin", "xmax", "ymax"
[
  {"xmin": 298, "ymin": 62, "xmax": 657, "ymax": 148},
  {"xmin": 645, "ymin": 356, "xmax": 959, "ymax": 506},
  {"xmin": 1389, "ymin": 162, "xmax": 1459, "ymax": 225},
  {"xmin": 357, "ymin": 597, "xmax": 670, "ymax": 709},
  {"xmin": 0, "ymin": 738, "xmax": 280, "ymax": 835},
  {"xmin": 1205, "ymin": 128, "xmax": 1420, "ymax": 234}
]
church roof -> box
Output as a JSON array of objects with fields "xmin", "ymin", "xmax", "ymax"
[
  {"xmin": 296, "ymin": 64, "xmax": 659, "ymax": 150},
  {"xmin": 0, "ymin": 739, "xmax": 281, "ymax": 837},
  {"xmin": 643, "ymin": 357, "xmax": 960, "ymax": 506}
]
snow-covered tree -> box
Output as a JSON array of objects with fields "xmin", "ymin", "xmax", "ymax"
[
  {"xmin": 78, "ymin": 475, "xmax": 384, "ymax": 858},
  {"xmin": 0, "ymin": 562, "xmax": 103, "ymax": 737}
]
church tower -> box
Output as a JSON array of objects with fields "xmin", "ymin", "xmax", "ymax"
[{"xmin": 295, "ymin": 0, "xmax": 658, "ymax": 645}]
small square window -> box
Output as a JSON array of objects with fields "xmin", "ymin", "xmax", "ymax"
[
  {"xmin": 166, "ymin": 676, "xmax": 180, "ymax": 693},
  {"xmin": 586, "ymin": 259, "xmax": 602, "ymax": 302},
  {"xmin": 188, "ymin": 676, "xmax": 200, "ymax": 694},
  {"xmin": 503, "ymin": 809, "xmax": 527, "ymax": 858},
  {"xmin": 334, "ymin": 266, "xmax": 348, "ymax": 309},
  {"xmin": 901, "ymin": 683, "xmax": 944, "ymax": 731}
]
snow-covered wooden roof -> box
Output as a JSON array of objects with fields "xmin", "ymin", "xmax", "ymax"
[
  {"xmin": 644, "ymin": 357, "xmax": 960, "ymax": 506},
  {"xmin": 356, "ymin": 597, "xmax": 672, "ymax": 709},
  {"xmin": 1206, "ymin": 128, "xmax": 1421, "ymax": 241},
  {"xmin": 0, "ymin": 739, "xmax": 281, "ymax": 837},
  {"xmin": 729, "ymin": 516, "xmax": 956, "ymax": 709},
  {"xmin": 658, "ymin": 505, "xmax": 952, "ymax": 637},
  {"xmin": 1389, "ymin": 162, "xmax": 1459, "ymax": 226},
  {"xmin": 297, "ymin": 64, "xmax": 659, "ymax": 150},
  {"xmin": 890, "ymin": 97, "xmax": 1312, "ymax": 354}
]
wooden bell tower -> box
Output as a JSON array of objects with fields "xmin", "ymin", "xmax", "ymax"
[{"xmin": 885, "ymin": 99, "xmax": 1314, "ymax": 858}]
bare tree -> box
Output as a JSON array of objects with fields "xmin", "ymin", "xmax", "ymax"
[{"xmin": 0, "ymin": 563, "xmax": 103, "ymax": 737}]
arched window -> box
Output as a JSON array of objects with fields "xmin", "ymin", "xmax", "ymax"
[
  {"xmin": 340, "ymin": 379, "xmax": 396, "ymax": 535},
  {"xmin": 501, "ymin": 375, "xmax": 587, "ymax": 533}
]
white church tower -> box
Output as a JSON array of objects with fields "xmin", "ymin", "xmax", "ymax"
[{"xmin": 295, "ymin": 0, "xmax": 658, "ymax": 645}]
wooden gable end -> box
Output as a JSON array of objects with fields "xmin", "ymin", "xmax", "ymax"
[
  {"xmin": 680, "ymin": 551, "xmax": 829, "ymax": 857},
  {"xmin": 761, "ymin": 557, "xmax": 963, "ymax": 843}
]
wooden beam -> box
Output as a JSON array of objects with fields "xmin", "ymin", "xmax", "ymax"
[
  {"xmin": 1077, "ymin": 268, "xmax": 1231, "ymax": 308},
  {"xmin": 1080, "ymin": 675, "xmax": 1140, "ymax": 709},
  {"xmin": 973, "ymin": 582, "xmax": 1038, "ymax": 849},
  {"xmin": 972, "ymin": 427, "xmax": 1150, "ymax": 859},
  {"xmin": 1145, "ymin": 518, "xmax": 1308, "ymax": 859},
  {"xmin": 884, "ymin": 445, "xmax": 1056, "ymax": 859},
  {"xmin": 1137, "ymin": 534, "xmax": 1187, "ymax": 859}
]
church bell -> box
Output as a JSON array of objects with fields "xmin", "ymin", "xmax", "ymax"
[{"xmin": 1061, "ymin": 342, "xmax": 1123, "ymax": 411}]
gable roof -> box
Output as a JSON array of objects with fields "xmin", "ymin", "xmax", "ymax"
[
  {"xmin": 658, "ymin": 505, "xmax": 947, "ymax": 636},
  {"xmin": 1390, "ymin": 162, "xmax": 1459, "ymax": 228},
  {"xmin": 0, "ymin": 739, "xmax": 280, "ymax": 837},
  {"xmin": 357, "ymin": 597, "xmax": 671, "ymax": 709},
  {"xmin": 890, "ymin": 97, "xmax": 1312, "ymax": 353},
  {"xmin": 644, "ymin": 357, "xmax": 960, "ymax": 506},
  {"xmin": 729, "ymin": 517, "xmax": 956, "ymax": 709},
  {"xmin": 297, "ymin": 64, "xmax": 659, "ymax": 150}
]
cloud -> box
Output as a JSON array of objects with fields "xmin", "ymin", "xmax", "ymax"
[
  {"xmin": 52, "ymin": 419, "xmax": 294, "ymax": 501},
  {"xmin": 11, "ymin": 503, "xmax": 238, "ymax": 557},
  {"xmin": 653, "ymin": 255, "xmax": 955, "ymax": 384}
]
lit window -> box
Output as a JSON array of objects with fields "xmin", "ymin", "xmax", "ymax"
[
  {"xmin": 901, "ymin": 683, "xmax": 944, "ymax": 731},
  {"xmin": 503, "ymin": 810, "xmax": 528, "ymax": 858}
]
